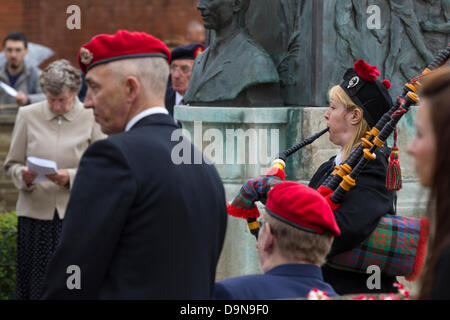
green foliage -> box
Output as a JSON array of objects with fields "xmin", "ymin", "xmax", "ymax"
[{"xmin": 0, "ymin": 211, "xmax": 17, "ymax": 300}]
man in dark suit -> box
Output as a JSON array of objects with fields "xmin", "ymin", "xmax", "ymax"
[
  {"xmin": 41, "ymin": 30, "xmax": 227, "ymax": 299},
  {"xmin": 213, "ymin": 182, "xmax": 339, "ymax": 300},
  {"xmin": 165, "ymin": 43, "xmax": 205, "ymax": 116}
]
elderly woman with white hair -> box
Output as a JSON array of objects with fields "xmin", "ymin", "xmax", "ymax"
[{"xmin": 3, "ymin": 59, "xmax": 106, "ymax": 300}]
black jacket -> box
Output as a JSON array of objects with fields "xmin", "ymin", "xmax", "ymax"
[
  {"xmin": 432, "ymin": 244, "xmax": 450, "ymax": 299},
  {"xmin": 309, "ymin": 146, "xmax": 396, "ymax": 294},
  {"xmin": 165, "ymin": 86, "xmax": 176, "ymax": 117},
  {"xmin": 213, "ymin": 264, "xmax": 337, "ymax": 300},
  {"xmin": 42, "ymin": 113, "xmax": 227, "ymax": 299}
]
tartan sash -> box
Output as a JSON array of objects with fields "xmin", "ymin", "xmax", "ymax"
[{"xmin": 327, "ymin": 215, "xmax": 429, "ymax": 281}]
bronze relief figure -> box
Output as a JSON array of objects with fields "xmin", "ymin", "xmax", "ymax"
[{"xmin": 184, "ymin": 0, "xmax": 283, "ymax": 107}]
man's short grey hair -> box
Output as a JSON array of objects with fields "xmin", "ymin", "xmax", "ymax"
[
  {"xmin": 40, "ymin": 59, "xmax": 82, "ymax": 95},
  {"xmin": 107, "ymin": 57, "xmax": 169, "ymax": 100},
  {"xmin": 262, "ymin": 210, "xmax": 333, "ymax": 266}
]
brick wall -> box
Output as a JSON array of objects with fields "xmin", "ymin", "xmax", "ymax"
[
  {"xmin": 0, "ymin": 0, "xmax": 202, "ymax": 212},
  {"xmin": 0, "ymin": 0, "xmax": 202, "ymax": 68},
  {"xmin": 0, "ymin": 0, "xmax": 25, "ymax": 39}
]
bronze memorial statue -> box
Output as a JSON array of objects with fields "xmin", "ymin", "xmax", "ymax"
[{"xmin": 184, "ymin": 0, "xmax": 283, "ymax": 107}]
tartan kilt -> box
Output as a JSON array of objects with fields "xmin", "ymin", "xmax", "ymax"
[{"xmin": 327, "ymin": 215, "xmax": 429, "ymax": 281}]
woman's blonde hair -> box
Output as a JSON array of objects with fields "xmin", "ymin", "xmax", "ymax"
[{"xmin": 328, "ymin": 85, "xmax": 370, "ymax": 162}]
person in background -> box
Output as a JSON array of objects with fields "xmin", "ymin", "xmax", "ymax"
[
  {"xmin": 0, "ymin": 31, "xmax": 45, "ymax": 106},
  {"xmin": 407, "ymin": 67, "xmax": 450, "ymax": 300},
  {"xmin": 214, "ymin": 182, "xmax": 339, "ymax": 300},
  {"xmin": 77, "ymin": 73, "xmax": 87, "ymax": 102},
  {"xmin": 3, "ymin": 59, "xmax": 105, "ymax": 299},
  {"xmin": 164, "ymin": 43, "xmax": 205, "ymax": 116}
]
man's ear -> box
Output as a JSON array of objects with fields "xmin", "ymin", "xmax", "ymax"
[
  {"xmin": 329, "ymin": 236, "xmax": 334, "ymax": 247},
  {"xmin": 350, "ymin": 107, "xmax": 363, "ymax": 125},
  {"xmin": 125, "ymin": 76, "xmax": 140, "ymax": 102},
  {"xmin": 263, "ymin": 223, "xmax": 275, "ymax": 251}
]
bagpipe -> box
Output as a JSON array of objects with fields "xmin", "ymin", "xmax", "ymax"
[{"xmin": 227, "ymin": 44, "xmax": 450, "ymax": 281}]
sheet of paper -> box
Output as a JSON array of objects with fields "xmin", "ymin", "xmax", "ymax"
[
  {"xmin": 0, "ymin": 81, "xmax": 18, "ymax": 97},
  {"xmin": 27, "ymin": 156, "xmax": 58, "ymax": 183}
]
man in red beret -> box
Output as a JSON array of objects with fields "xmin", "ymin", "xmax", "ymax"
[
  {"xmin": 214, "ymin": 182, "xmax": 339, "ymax": 300},
  {"xmin": 41, "ymin": 30, "xmax": 227, "ymax": 299}
]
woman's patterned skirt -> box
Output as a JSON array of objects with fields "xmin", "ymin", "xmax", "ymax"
[{"xmin": 15, "ymin": 212, "xmax": 62, "ymax": 300}]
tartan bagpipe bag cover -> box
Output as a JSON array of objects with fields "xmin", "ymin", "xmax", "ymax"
[{"xmin": 327, "ymin": 215, "xmax": 429, "ymax": 281}]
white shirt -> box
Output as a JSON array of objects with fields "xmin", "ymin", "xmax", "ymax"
[
  {"xmin": 334, "ymin": 152, "xmax": 342, "ymax": 166},
  {"xmin": 125, "ymin": 106, "xmax": 168, "ymax": 132},
  {"xmin": 175, "ymin": 92, "xmax": 184, "ymax": 106},
  {"xmin": 334, "ymin": 147, "xmax": 357, "ymax": 166}
]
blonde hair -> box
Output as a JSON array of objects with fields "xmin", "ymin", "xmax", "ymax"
[
  {"xmin": 328, "ymin": 85, "xmax": 370, "ymax": 162},
  {"xmin": 262, "ymin": 211, "xmax": 333, "ymax": 266}
]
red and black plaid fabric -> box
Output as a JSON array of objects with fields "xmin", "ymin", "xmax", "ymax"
[{"xmin": 328, "ymin": 216, "xmax": 429, "ymax": 281}]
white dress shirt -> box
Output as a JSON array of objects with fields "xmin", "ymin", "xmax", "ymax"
[
  {"xmin": 125, "ymin": 106, "xmax": 168, "ymax": 132},
  {"xmin": 175, "ymin": 92, "xmax": 184, "ymax": 106}
]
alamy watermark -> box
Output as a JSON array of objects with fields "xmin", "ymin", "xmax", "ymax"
[
  {"xmin": 66, "ymin": 5, "xmax": 81, "ymax": 30},
  {"xmin": 171, "ymin": 121, "xmax": 280, "ymax": 167},
  {"xmin": 366, "ymin": 265, "xmax": 381, "ymax": 290},
  {"xmin": 65, "ymin": 4, "xmax": 382, "ymax": 31},
  {"xmin": 367, "ymin": 5, "xmax": 381, "ymax": 30},
  {"xmin": 66, "ymin": 265, "xmax": 81, "ymax": 290}
]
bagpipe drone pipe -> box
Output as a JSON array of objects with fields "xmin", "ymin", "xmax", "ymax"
[{"xmin": 227, "ymin": 44, "xmax": 450, "ymax": 281}]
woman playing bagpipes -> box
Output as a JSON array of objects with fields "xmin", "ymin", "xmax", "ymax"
[
  {"xmin": 307, "ymin": 60, "xmax": 397, "ymax": 294},
  {"xmin": 227, "ymin": 60, "xmax": 399, "ymax": 294}
]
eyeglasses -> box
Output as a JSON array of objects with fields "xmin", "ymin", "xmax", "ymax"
[{"xmin": 169, "ymin": 65, "xmax": 192, "ymax": 75}]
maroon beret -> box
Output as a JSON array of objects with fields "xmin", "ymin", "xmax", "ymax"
[
  {"xmin": 78, "ymin": 30, "xmax": 171, "ymax": 74},
  {"xmin": 265, "ymin": 182, "xmax": 340, "ymax": 236},
  {"xmin": 171, "ymin": 43, "xmax": 205, "ymax": 61}
]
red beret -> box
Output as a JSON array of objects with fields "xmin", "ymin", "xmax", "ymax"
[
  {"xmin": 265, "ymin": 182, "xmax": 340, "ymax": 236},
  {"xmin": 78, "ymin": 30, "xmax": 171, "ymax": 74}
]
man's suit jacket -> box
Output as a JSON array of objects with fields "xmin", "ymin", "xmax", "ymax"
[
  {"xmin": 42, "ymin": 113, "xmax": 227, "ymax": 299},
  {"xmin": 164, "ymin": 84, "xmax": 176, "ymax": 116},
  {"xmin": 213, "ymin": 264, "xmax": 337, "ymax": 300}
]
